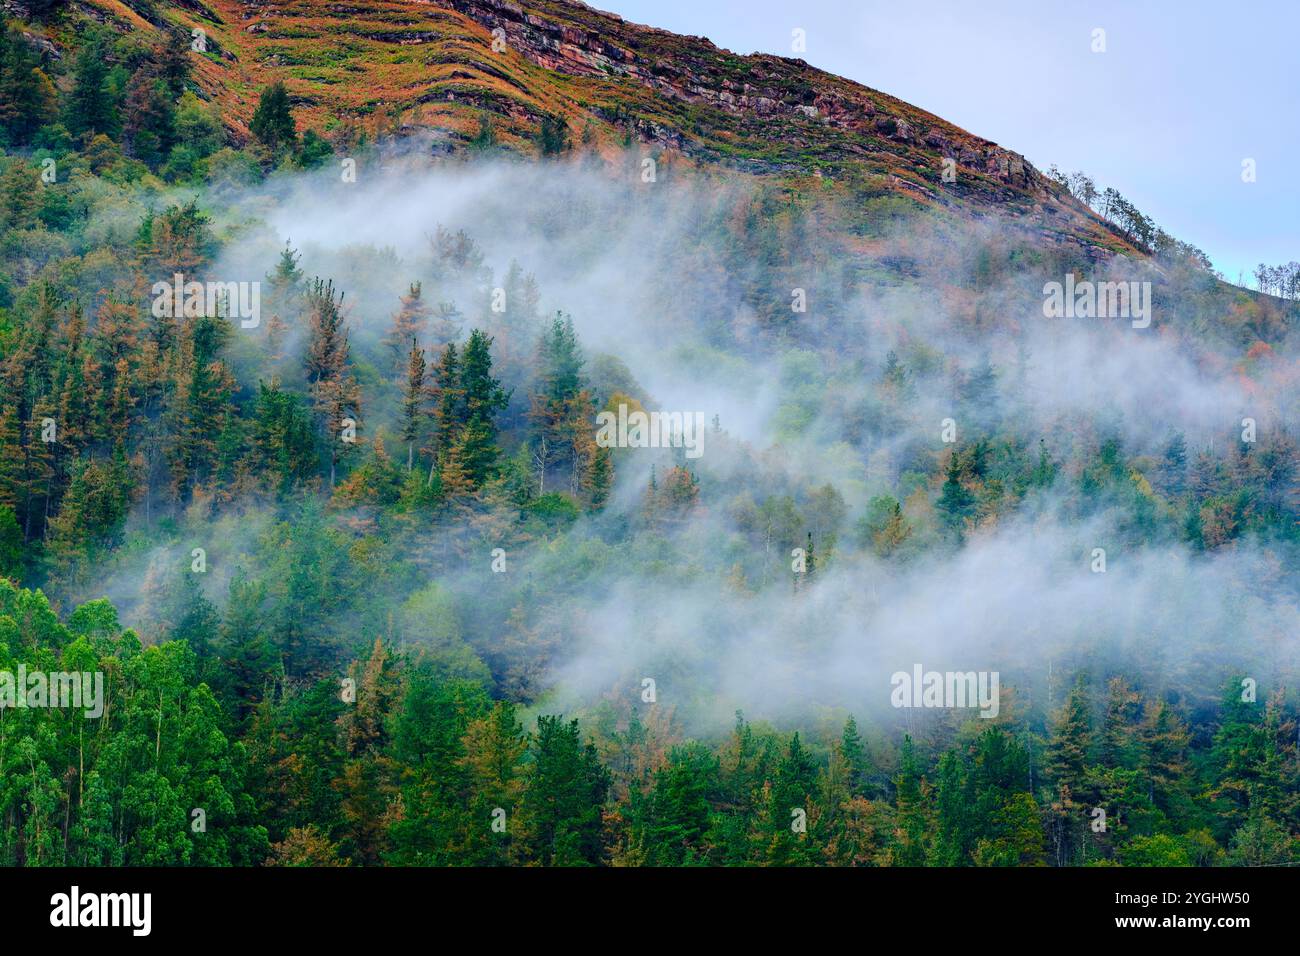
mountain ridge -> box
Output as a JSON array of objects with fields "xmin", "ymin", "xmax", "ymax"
[{"xmin": 24, "ymin": 0, "xmax": 1141, "ymax": 261}]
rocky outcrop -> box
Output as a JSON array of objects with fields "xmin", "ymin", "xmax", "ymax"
[{"xmin": 445, "ymin": 0, "xmax": 1044, "ymax": 195}]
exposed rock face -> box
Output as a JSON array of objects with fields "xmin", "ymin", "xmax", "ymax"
[
  {"xmin": 445, "ymin": 0, "xmax": 1043, "ymax": 194},
  {"xmin": 64, "ymin": 0, "xmax": 1122, "ymax": 255}
]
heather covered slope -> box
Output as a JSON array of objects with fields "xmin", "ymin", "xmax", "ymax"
[{"xmin": 43, "ymin": 0, "xmax": 1141, "ymax": 259}]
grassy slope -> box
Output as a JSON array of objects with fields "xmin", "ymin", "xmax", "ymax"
[{"xmin": 55, "ymin": 0, "xmax": 1138, "ymax": 261}]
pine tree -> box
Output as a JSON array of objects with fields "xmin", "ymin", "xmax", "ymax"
[
  {"xmin": 881, "ymin": 349, "xmax": 908, "ymax": 392},
  {"xmin": 461, "ymin": 329, "xmax": 509, "ymax": 425},
  {"xmin": 303, "ymin": 279, "xmax": 360, "ymax": 487},
  {"xmin": 55, "ymin": 307, "xmax": 90, "ymax": 456},
  {"xmin": 155, "ymin": 33, "xmax": 191, "ymax": 100},
  {"xmin": 840, "ymin": 715, "xmax": 870, "ymax": 797},
  {"xmin": 136, "ymin": 201, "xmax": 213, "ymax": 276},
  {"xmin": 250, "ymin": 82, "xmax": 297, "ymax": 155},
  {"xmin": 459, "ymin": 701, "xmax": 528, "ymax": 865},
  {"xmin": 65, "ymin": 35, "xmax": 119, "ymax": 140},
  {"xmin": 521, "ymin": 716, "xmax": 609, "ymax": 866},
  {"xmin": 264, "ymin": 242, "xmax": 303, "ymax": 360},
  {"xmin": 1099, "ymin": 677, "xmax": 1142, "ymax": 770},
  {"xmin": 1045, "ymin": 679, "xmax": 1093, "ymax": 865},
  {"xmin": 767, "ymin": 732, "xmax": 820, "ymax": 865},
  {"xmin": 427, "ymin": 342, "xmax": 463, "ymax": 487},
  {"xmin": 432, "ymin": 329, "xmax": 509, "ymax": 490},
  {"xmin": 529, "ymin": 314, "xmax": 588, "ymax": 493},
  {"xmin": 893, "ymin": 735, "xmax": 931, "ymax": 865},
  {"xmin": 166, "ymin": 312, "xmax": 236, "ymax": 501},
  {"xmin": 1139, "ymin": 700, "xmax": 1190, "ymax": 820},
  {"xmin": 123, "ymin": 68, "xmax": 176, "ymax": 168},
  {"xmin": 937, "ymin": 453, "xmax": 975, "ymax": 541},
  {"xmin": 429, "ymin": 301, "xmax": 463, "ymax": 346},
  {"xmin": 383, "ymin": 283, "xmax": 430, "ymax": 371},
  {"xmin": 0, "ymin": 25, "xmax": 57, "ymax": 146},
  {"xmin": 635, "ymin": 743, "xmax": 716, "ymax": 865},
  {"xmin": 585, "ymin": 444, "xmax": 612, "ymax": 510},
  {"xmin": 1159, "ymin": 431, "xmax": 1188, "ymax": 496},
  {"xmin": 21, "ymin": 399, "xmax": 56, "ymax": 540},
  {"xmin": 932, "ymin": 749, "xmax": 970, "ymax": 865},
  {"xmin": 437, "ymin": 439, "xmax": 475, "ymax": 500},
  {"xmin": 401, "ymin": 339, "xmax": 426, "ymax": 472}
]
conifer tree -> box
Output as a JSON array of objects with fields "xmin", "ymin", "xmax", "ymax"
[
  {"xmin": 401, "ymin": 339, "xmax": 426, "ymax": 472},
  {"xmin": 893, "ymin": 735, "xmax": 931, "ymax": 865},
  {"xmin": 303, "ymin": 279, "xmax": 360, "ymax": 487},
  {"xmin": 529, "ymin": 313, "xmax": 590, "ymax": 494},
  {"xmin": 521, "ymin": 716, "xmax": 610, "ymax": 866},
  {"xmin": 1045, "ymin": 679, "xmax": 1093, "ymax": 864},
  {"xmin": 0, "ymin": 26, "xmax": 57, "ymax": 146},
  {"xmin": 65, "ymin": 34, "xmax": 119, "ymax": 140},
  {"xmin": 384, "ymin": 283, "xmax": 430, "ymax": 371},
  {"xmin": 249, "ymin": 82, "xmax": 297, "ymax": 156},
  {"xmin": 937, "ymin": 453, "xmax": 975, "ymax": 541},
  {"xmin": 123, "ymin": 68, "xmax": 176, "ymax": 168},
  {"xmin": 427, "ymin": 342, "xmax": 463, "ymax": 486},
  {"xmin": 166, "ymin": 312, "xmax": 236, "ymax": 501},
  {"xmin": 585, "ymin": 444, "xmax": 612, "ymax": 509},
  {"xmin": 264, "ymin": 242, "xmax": 304, "ymax": 361},
  {"xmin": 840, "ymin": 715, "xmax": 870, "ymax": 797}
]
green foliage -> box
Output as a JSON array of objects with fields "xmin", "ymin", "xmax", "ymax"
[
  {"xmin": 295, "ymin": 128, "xmax": 334, "ymax": 169},
  {"xmin": 0, "ymin": 25, "xmax": 57, "ymax": 147},
  {"xmin": 64, "ymin": 33, "xmax": 121, "ymax": 141},
  {"xmin": 0, "ymin": 18, "xmax": 1294, "ymax": 871},
  {"xmin": 534, "ymin": 115, "xmax": 570, "ymax": 156},
  {"xmin": 0, "ymin": 505, "xmax": 21, "ymax": 578},
  {"xmin": 249, "ymin": 82, "xmax": 297, "ymax": 155}
]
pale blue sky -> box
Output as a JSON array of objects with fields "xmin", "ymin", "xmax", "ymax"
[{"xmin": 599, "ymin": 0, "xmax": 1297, "ymax": 285}]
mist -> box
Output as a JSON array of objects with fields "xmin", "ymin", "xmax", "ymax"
[{"xmin": 71, "ymin": 140, "xmax": 1297, "ymax": 740}]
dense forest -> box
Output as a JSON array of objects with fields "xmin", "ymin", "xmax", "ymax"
[{"xmin": 0, "ymin": 14, "xmax": 1298, "ymax": 867}]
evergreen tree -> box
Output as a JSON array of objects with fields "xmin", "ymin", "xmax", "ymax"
[
  {"xmin": 0, "ymin": 26, "xmax": 57, "ymax": 146},
  {"xmin": 428, "ymin": 342, "xmax": 463, "ymax": 486},
  {"xmin": 634, "ymin": 743, "xmax": 717, "ymax": 865},
  {"xmin": 303, "ymin": 279, "xmax": 360, "ymax": 487},
  {"xmin": 123, "ymin": 68, "xmax": 177, "ymax": 167},
  {"xmin": 893, "ymin": 735, "xmax": 932, "ymax": 866},
  {"xmin": 451, "ymin": 329, "xmax": 509, "ymax": 488},
  {"xmin": 840, "ymin": 715, "xmax": 870, "ymax": 797},
  {"xmin": 401, "ymin": 339, "xmax": 426, "ymax": 472},
  {"xmin": 937, "ymin": 453, "xmax": 975, "ymax": 541},
  {"xmin": 264, "ymin": 242, "xmax": 304, "ymax": 359},
  {"xmin": 65, "ymin": 35, "xmax": 119, "ymax": 140},
  {"xmin": 521, "ymin": 716, "xmax": 609, "ymax": 866},
  {"xmin": 1139, "ymin": 700, "xmax": 1191, "ymax": 821},
  {"xmin": 529, "ymin": 313, "xmax": 591, "ymax": 495},
  {"xmin": 249, "ymin": 81, "xmax": 297, "ymax": 155},
  {"xmin": 383, "ymin": 283, "xmax": 430, "ymax": 371},
  {"xmin": 1159, "ymin": 431, "xmax": 1188, "ymax": 496},
  {"xmin": 535, "ymin": 115, "xmax": 570, "ymax": 156},
  {"xmin": 1045, "ymin": 679, "xmax": 1093, "ymax": 864}
]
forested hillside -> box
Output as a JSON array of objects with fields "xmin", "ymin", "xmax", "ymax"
[{"xmin": 0, "ymin": 1, "xmax": 1297, "ymax": 867}]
